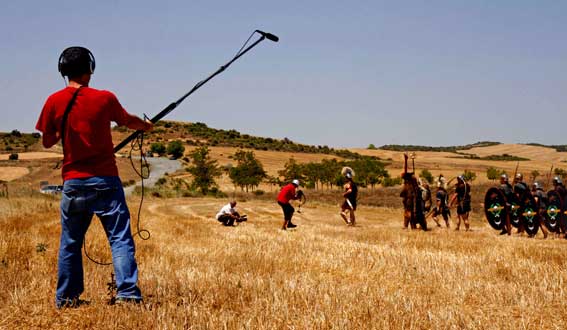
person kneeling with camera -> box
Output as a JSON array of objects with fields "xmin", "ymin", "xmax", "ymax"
[{"xmin": 216, "ymin": 201, "xmax": 247, "ymax": 226}]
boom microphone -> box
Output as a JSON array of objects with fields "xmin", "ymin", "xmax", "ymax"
[
  {"xmin": 255, "ymin": 30, "xmax": 279, "ymax": 42},
  {"xmin": 113, "ymin": 30, "xmax": 278, "ymax": 153}
]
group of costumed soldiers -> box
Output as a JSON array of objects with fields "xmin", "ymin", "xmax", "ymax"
[
  {"xmin": 273, "ymin": 153, "xmax": 566, "ymax": 238},
  {"xmin": 398, "ymin": 152, "xmax": 567, "ymax": 238},
  {"xmin": 399, "ymin": 153, "xmax": 472, "ymax": 231},
  {"xmin": 485, "ymin": 172, "xmax": 567, "ymax": 238}
]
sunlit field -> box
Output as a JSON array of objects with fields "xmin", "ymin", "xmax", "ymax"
[{"xmin": 1, "ymin": 192, "xmax": 566, "ymax": 329}]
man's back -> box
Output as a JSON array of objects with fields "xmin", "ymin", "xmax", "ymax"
[
  {"xmin": 278, "ymin": 183, "xmax": 296, "ymax": 204},
  {"xmin": 36, "ymin": 86, "xmax": 132, "ymax": 181}
]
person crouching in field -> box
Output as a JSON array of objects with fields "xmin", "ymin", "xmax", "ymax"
[
  {"xmin": 450, "ymin": 175, "xmax": 471, "ymax": 231},
  {"xmin": 399, "ymin": 154, "xmax": 427, "ymax": 230},
  {"xmin": 36, "ymin": 47, "xmax": 152, "ymax": 308},
  {"xmin": 340, "ymin": 171, "xmax": 358, "ymax": 226},
  {"xmin": 277, "ymin": 179, "xmax": 300, "ymax": 230},
  {"xmin": 216, "ymin": 201, "xmax": 246, "ymax": 226}
]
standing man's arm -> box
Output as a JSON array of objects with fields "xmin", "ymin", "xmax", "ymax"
[
  {"xmin": 36, "ymin": 100, "xmax": 60, "ymax": 148},
  {"xmin": 42, "ymin": 132, "xmax": 59, "ymax": 148},
  {"xmin": 108, "ymin": 92, "xmax": 153, "ymax": 131},
  {"xmin": 121, "ymin": 113, "xmax": 153, "ymax": 131}
]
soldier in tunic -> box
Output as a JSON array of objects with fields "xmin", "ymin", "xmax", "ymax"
[
  {"xmin": 400, "ymin": 154, "xmax": 427, "ymax": 231},
  {"xmin": 432, "ymin": 182, "xmax": 451, "ymax": 228},
  {"xmin": 450, "ymin": 175, "xmax": 471, "ymax": 231},
  {"xmin": 340, "ymin": 172, "xmax": 358, "ymax": 226}
]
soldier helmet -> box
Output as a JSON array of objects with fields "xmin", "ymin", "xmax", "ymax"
[
  {"xmin": 532, "ymin": 182, "xmax": 542, "ymax": 190},
  {"xmin": 457, "ymin": 175, "xmax": 465, "ymax": 182},
  {"xmin": 515, "ymin": 173, "xmax": 523, "ymax": 181},
  {"xmin": 553, "ymin": 176, "xmax": 563, "ymax": 185},
  {"xmin": 500, "ymin": 174, "xmax": 508, "ymax": 182}
]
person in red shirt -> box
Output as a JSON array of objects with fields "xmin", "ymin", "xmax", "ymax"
[
  {"xmin": 277, "ymin": 179, "xmax": 300, "ymax": 230},
  {"xmin": 36, "ymin": 46, "xmax": 152, "ymax": 308}
]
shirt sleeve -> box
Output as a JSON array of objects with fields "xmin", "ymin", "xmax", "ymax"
[
  {"xmin": 35, "ymin": 96, "xmax": 57, "ymax": 134},
  {"xmin": 106, "ymin": 91, "xmax": 131, "ymax": 126}
]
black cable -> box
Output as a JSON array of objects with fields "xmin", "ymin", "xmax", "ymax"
[
  {"xmin": 129, "ymin": 125, "xmax": 151, "ymax": 241},
  {"xmin": 84, "ymin": 123, "xmax": 151, "ymax": 266},
  {"xmin": 234, "ymin": 31, "xmax": 256, "ymax": 59}
]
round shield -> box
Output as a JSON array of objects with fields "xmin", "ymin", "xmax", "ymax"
[
  {"xmin": 508, "ymin": 194, "xmax": 521, "ymax": 228},
  {"xmin": 520, "ymin": 194, "xmax": 539, "ymax": 236},
  {"xmin": 484, "ymin": 187, "xmax": 507, "ymax": 230},
  {"xmin": 544, "ymin": 190, "xmax": 563, "ymax": 233},
  {"xmin": 562, "ymin": 192, "xmax": 567, "ymax": 234}
]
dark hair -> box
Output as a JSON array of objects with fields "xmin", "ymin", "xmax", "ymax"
[{"xmin": 58, "ymin": 47, "xmax": 95, "ymax": 78}]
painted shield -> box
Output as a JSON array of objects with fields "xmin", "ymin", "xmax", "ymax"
[
  {"xmin": 544, "ymin": 190, "xmax": 563, "ymax": 233},
  {"xmin": 520, "ymin": 194, "xmax": 539, "ymax": 236},
  {"xmin": 508, "ymin": 193, "xmax": 522, "ymax": 228},
  {"xmin": 484, "ymin": 187, "xmax": 507, "ymax": 230},
  {"xmin": 563, "ymin": 192, "xmax": 567, "ymax": 234}
]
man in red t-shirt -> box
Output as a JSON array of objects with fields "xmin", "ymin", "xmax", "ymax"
[
  {"xmin": 36, "ymin": 46, "xmax": 152, "ymax": 308},
  {"xmin": 277, "ymin": 179, "xmax": 300, "ymax": 230}
]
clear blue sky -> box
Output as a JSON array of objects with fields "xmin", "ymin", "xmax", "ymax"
[{"xmin": 1, "ymin": 0, "xmax": 566, "ymax": 147}]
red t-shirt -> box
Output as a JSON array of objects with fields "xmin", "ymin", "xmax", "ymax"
[
  {"xmin": 277, "ymin": 183, "xmax": 296, "ymax": 204},
  {"xmin": 36, "ymin": 86, "xmax": 132, "ymax": 181}
]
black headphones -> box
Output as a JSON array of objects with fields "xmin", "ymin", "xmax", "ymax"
[{"xmin": 58, "ymin": 46, "xmax": 96, "ymax": 78}]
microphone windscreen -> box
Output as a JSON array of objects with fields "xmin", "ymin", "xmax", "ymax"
[{"xmin": 265, "ymin": 33, "xmax": 279, "ymax": 42}]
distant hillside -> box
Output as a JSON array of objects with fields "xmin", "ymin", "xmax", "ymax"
[
  {"xmin": 378, "ymin": 141, "xmax": 501, "ymax": 153},
  {"xmin": 0, "ymin": 130, "xmax": 41, "ymax": 153},
  {"xmin": 524, "ymin": 143, "xmax": 567, "ymax": 152},
  {"xmin": 114, "ymin": 121, "xmax": 371, "ymax": 160}
]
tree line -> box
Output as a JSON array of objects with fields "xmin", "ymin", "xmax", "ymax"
[
  {"xmin": 180, "ymin": 147, "xmax": 391, "ymax": 195},
  {"xmin": 125, "ymin": 121, "xmax": 372, "ymax": 160}
]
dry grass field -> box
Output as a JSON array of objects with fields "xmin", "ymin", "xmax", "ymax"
[
  {"xmin": 1, "ymin": 192, "xmax": 566, "ymax": 329},
  {"xmin": 1, "ymin": 143, "xmax": 567, "ymax": 329}
]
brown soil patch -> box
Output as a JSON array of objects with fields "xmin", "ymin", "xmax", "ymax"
[
  {"xmin": 0, "ymin": 167, "xmax": 30, "ymax": 182},
  {"xmin": 0, "ymin": 152, "xmax": 62, "ymax": 160}
]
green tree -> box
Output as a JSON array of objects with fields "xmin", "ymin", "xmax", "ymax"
[
  {"xmin": 368, "ymin": 144, "xmax": 377, "ymax": 150},
  {"xmin": 150, "ymin": 142, "xmax": 166, "ymax": 156},
  {"xmin": 486, "ymin": 167, "xmax": 501, "ymax": 181},
  {"xmin": 383, "ymin": 176, "xmax": 402, "ymax": 187},
  {"xmin": 229, "ymin": 150, "xmax": 267, "ymax": 192},
  {"xmin": 319, "ymin": 159, "xmax": 342, "ymax": 189},
  {"xmin": 265, "ymin": 175, "xmax": 281, "ymax": 191},
  {"xmin": 166, "ymin": 140, "xmax": 185, "ymax": 159},
  {"xmin": 463, "ymin": 169, "xmax": 477, "ymax": 182},
  {"xmin": 278, "ymin": 158, "xmax": 306, "ymax": 185},
  {"xmin": 302, "ymin": 162, "xmax": 324, "ymax": 189},
  {"xmin": 554, "ymin": 168, "xmax": 567, "ymax": 180},
  {"xmin": 348, "ymin": 158, "xmax": 388, "ymax": 189},
  {"xmin": 419, "ymin": 169, "xmax": 434, "ymax": 184},
  {"xmin": 186, "ymin": 146, "xmax": 222, "ymax": 194}
]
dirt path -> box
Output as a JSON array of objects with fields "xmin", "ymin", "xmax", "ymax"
[{"xmin": 124, "ymin": 157, "xmax": 182, "ymax": 196}]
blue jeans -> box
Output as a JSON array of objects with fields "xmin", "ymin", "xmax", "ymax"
[{"xmin": 56, "ymin": 176, "xmax": 142, "ymax": 307}]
